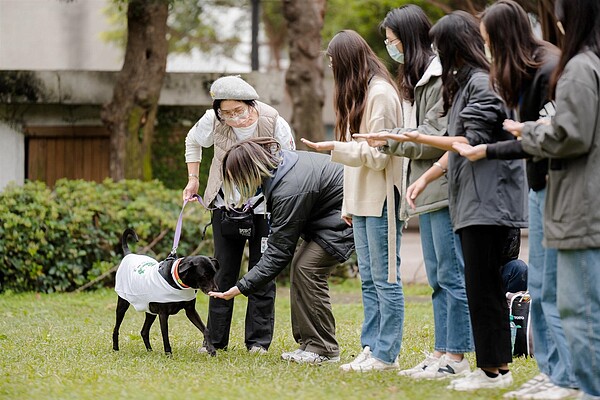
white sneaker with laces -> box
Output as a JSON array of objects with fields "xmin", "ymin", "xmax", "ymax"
[
  {"xmin": 340, "ymin": 346, "xmax": 371, "ymax": 371},
  {"xmin": 503, "ymin": 373, "xmax": 550, "ymax": 398},
  {"xmin": 348, "ymin": 356, "xmax": 399, "ymax": 372},
  {"xmin": 281, "ymin": 348, "xmax": 304, "ymax": 361},
  {"xmin": 290, "ymin": 350, "xmax": 340, "ymax": 365},
  {"xmin": 412, "ymin": 355, "xmax": 470, "ymax": 380},
  {"xmin": 398, "ymin": 353, "xmax": 441, "ymax": 376},
  {"xmin": 449, "ymin": 369, "xmax": 513, "ymax": 391},
  {"xmin": 524, "ymin": 382, "xmax": 579, "ymax": 400},
  {"xmin": 248, "ymin": 346, "xmax": 267, "ymax": 355}
]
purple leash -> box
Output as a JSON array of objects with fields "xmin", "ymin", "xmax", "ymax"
[{"xmin": 170, "ymin": 194, "xmax": 207, "ymax": 256}]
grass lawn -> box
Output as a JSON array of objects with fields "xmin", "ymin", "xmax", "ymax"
[{"xmin": 0, "ymin": 280, "xmax": 538, "ymax": 399}]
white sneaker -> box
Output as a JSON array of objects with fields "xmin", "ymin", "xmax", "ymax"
[
  {"xmin": 449, "ymin": 369, "xmax": 513, "ymax": 391},
  {"xmin": 281, "ymin": 348, "xmax": 304, "ymax": 360},
  {"xmin": 504, "ymin": 373, "xmax": 550, "ymax": 398},
  {"xmin": 348, "ymin": 355, "xmax": 399, "ymax": 372},
  {"xmin": 398, "ymin": 353, "xmax": 441, "ymax": 376},
  {"xmin": 340, "ymin": 346, "xmax": 371, "ymax": 371},
  {"xmin": 248, "ymin": 346, "xmax": 267, "ymax": 355},
  {"xmin": 198, "ymin": 346, "xmax": 209, "ymax": 354},
  {"xmin": 524, "ymin": 382, "xmax": 579, "ymax": 400},
  {"xmin": 290, "ymin": 350, "xmax": 340, "ymax": 365},
  {"xmin": 412, "ymin": 355, "xmax": 471, "ymax": 380}
]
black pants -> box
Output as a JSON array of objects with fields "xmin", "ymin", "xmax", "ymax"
[
  {"xmin": 458, "ymin": 225, "xmax": 513, "ymax": 368},
  {"xmin": 207, "ymin": 208, "xmax": 275, "ymax": 350}
]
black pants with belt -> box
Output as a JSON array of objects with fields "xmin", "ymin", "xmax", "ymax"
[
  {"xmin": 207, "ymin": 208, "xmax": 275, "ymax": 350},
  {"xmin": 458, "ymin": 225, "xmax": 513, "ymax": 368}
]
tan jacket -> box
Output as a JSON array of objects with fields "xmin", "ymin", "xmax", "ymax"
[
  {"xmin": 204, "ymin": 101, "xmax": 278, "ymax": 205},
  {"xmin": 331, "ymin": 76, "xmax": 405, "ymax": 283}
]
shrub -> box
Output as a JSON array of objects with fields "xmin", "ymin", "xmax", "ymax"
[{"xmin": 0, "ymin": 179, "xmax": 212, "ymax": 293}]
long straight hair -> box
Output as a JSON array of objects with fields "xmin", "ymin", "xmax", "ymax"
[
  {"xmin": 550, "ymin": 0, "xmax": 600, "ymax": 97},
  {"xmin": 429, "ymin": 11, "xmax": 489, "ymax": 115},
  {"xmin": 481, "ymin": 0, "xmax": 556, "ymax": 108},
  {"xmin": 326, "ymin": 30, "xmax": 397, "ymax": 141},
  {"xmin": 221, "ymin": 137, "xmax": 281, "ymax": 207},
  {"xmin": 380, "ymin": 5, "xmax": 434, "ymax": 103}
]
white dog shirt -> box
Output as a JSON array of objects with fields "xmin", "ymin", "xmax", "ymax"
[{"xmin": 115, "ymin": 254, "xmax": 196, "ymax": 313}]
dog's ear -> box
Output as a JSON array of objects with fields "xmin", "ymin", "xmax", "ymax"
[{"xmin": 209, "ymin": 257, "xmax": 220, "ymax": 270}]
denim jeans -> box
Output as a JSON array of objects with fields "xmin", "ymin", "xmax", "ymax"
[
  {"xmin": 353, "ymin": 202, "xmax": 404, "ymax": 364},
  {"xmin": 528, "ymin": 188, "xmax": 577, "ymax": 388},
  {"xmin": 557, "ymin": 249, "xmax": 600, "ymax": 396},
  {"xmin": 419, "ymin": 207, "xmax": 473, "ymax": 354},
  {"xmin": 501, "ymin": 259, "xmax": 528, "ymax": 293}
]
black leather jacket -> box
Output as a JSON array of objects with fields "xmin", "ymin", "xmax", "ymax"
[{"xmin": 236, "ymin": 150, "xmax": 355, "ymax": 295}]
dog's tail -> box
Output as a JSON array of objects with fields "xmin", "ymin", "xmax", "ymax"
[{"xmin": 121, "ymin": 228, "xmax": 139, "ymax": 256}]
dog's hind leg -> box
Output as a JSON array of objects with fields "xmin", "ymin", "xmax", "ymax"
[
  {"xmin": 157, "ymin": 313, "xmax": 173, "ymax": 356},
  {"xmin": 113, "ymin": 296, "xmax": 131, "ymax": 351},
  {"xmin": 184, "ymin": 302, "xmax": 216, "ymax": 356},
  {"xmin": 141, "ymin": 313, "xmax": 157, "ymax": 352}
]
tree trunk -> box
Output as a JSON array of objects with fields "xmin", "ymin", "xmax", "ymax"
[
  {"xmin": 282, "ymin": 0, "xmax": 326, "ymax": 146},
  {"xmin": 101, "ymin": 0, "xmax": 169, "ymax": 181}
]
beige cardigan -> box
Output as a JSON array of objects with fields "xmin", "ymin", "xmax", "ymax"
[{"xmin": 331, "ymin": 76, "xmax": 405, "ymax": 283}]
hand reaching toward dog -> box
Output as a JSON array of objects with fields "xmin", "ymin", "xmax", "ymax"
[{"xmin": 209, "ymin": 286, "xmax": 241, "ymax": 300}]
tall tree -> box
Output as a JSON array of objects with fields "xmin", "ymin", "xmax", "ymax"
[
  {"xmin": 282, "ymin": 0, "xmax": 327, "ymax": 145},
  {"xmin": 101, "ymin": 0, "xmax": 169, "ymax": 180}
]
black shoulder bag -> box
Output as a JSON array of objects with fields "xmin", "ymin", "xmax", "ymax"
[{"xmin": 220, "ymin": 196, "xmax": 264, "ymax": 239}]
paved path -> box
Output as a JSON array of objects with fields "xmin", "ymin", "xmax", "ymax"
[{"xmin": 400, "ymin": 228, "xmax": 529, "ymax": 285}]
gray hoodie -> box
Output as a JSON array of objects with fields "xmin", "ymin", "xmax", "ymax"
[
  {"xmin": 520, "ymin": 51, "xmax": 600, "ymax": 249},
  {"xmin": 381, "ymin": 56, "xmax": 449, "ymax": 216}
]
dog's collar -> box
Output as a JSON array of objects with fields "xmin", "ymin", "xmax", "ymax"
[{"xmin": 171, "ymin": 258, "xmax": 190, "ymax": 289}]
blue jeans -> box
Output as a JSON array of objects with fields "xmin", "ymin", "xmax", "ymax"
[
  {"xmin": 528, "ymin": 188, "xmax": 577, "ymax": 388},
  {"xmin": 502, "ymin": 259, "xmax": 528, "ymax": 293},
  {"xmin": 419, "ymin": 208, "xmax": 473, "ymax": 354},
  {"xmin": 353, "ymin": 202, "xmax": 404, "ymax": 364},
  {"xmin": 557, "ymin": 249, "xmax": 600, "ymax": 396}
]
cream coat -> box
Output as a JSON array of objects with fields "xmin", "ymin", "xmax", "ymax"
[{"xmin": 331, "ymin": 76, "xmax": 405, "ymax": 283}]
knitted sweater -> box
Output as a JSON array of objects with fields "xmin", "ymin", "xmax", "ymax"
[{"xmin": 331, "ymin": 76, "xmax": 404, "ymax": 283}]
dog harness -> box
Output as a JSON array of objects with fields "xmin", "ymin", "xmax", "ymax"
[{"xmin": 115, "ymin": 254, "xmax": 196, "ymax": 313}]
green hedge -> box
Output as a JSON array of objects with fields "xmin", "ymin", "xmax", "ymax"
[{"xmin": 0, "ymin": 179, "xmax": 212, "ymax": 293}]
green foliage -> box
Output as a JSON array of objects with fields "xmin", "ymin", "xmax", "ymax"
[
  {"xmin": 323, "ymin": 0, "xmax": 446, "ymax": 68},
  {"xmin": 0, "ymin": 179, "xmax": 212, "ymax": 293},
  {"xmin": 152, "ymin": 106, "xmax": 214, "ymax": 191}
]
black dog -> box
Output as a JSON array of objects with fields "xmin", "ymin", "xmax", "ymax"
[{"xmin": 112, "ymin": 228, "xmax": 219, "ymax": 356}]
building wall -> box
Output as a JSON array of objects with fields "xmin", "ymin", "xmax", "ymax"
[{"xmin": 0, "ymin": 122, "xmax": 25, "ymax": 191}]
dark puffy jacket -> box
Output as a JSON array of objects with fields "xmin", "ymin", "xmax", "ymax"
[
  {"xmin": 447, "ymin": 67, "xmax": 528, "ymax": 231},
  {"xmin": 236, "ymin": 150, "xmax": 355, "ymax": 295}
]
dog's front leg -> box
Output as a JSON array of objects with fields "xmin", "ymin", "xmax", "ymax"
[
  {"xmin": 141, "ymin": 313, "xmax": 157, "ymax": 351},
  {"xmin": 158, "ymin": 313, "xmax": 172, "ymax": 356},
  {"xmin": 184, "ymin": 303, "xmax": 216, "ymax": 357}
]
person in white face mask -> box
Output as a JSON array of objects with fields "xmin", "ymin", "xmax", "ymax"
[{"xmin": 183, "ymin": 75, "xmax": 295, "ymax": 355}]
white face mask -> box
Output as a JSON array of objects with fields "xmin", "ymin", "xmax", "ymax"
[
  {"xmin": 484, "ymin": 43, "xmax": 493, "ymax": 63},
  {"xmin": 386, "ymin": 44, "xmax": 405, "ymax": 64}
]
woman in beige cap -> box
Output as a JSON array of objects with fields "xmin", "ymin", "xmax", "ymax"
[{"xmin": 183, "ymin": 75, "xmax": 295, "ymax": 354}]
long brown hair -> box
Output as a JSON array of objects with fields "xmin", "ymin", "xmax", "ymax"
[
  {"xmin": 481, "ymin": 0, "xmax": 554, "ymax": 108},
  {"xmin": 326, "ymin": 30, "xmax": 397, "ymax": 141}
]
